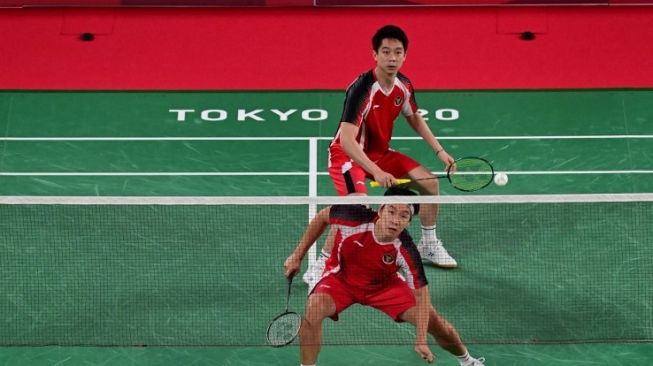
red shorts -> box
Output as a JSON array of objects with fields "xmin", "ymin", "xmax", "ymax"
[
  {"xmin": 327, "ymin": 146, "xmax": 421, "ymax": 196},
  {"xmin": 312, "ymin": 274, "xmax": 416, "ymax": 322}
]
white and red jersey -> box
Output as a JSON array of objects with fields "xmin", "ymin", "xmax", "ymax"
[
  {"xmin": 329, "ymin": 69, "xmax": 419, "ymax": 161},
  {"xmin": 322, "ymin": 205, "xmax": 428, "ymax": 292}
]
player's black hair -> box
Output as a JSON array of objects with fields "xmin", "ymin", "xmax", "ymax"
[
  {"xmin": 383, "ymin": 186, "xmax": 420, "ymax": 217},
  {"xmin": 372, "ymin": 25, "xmax": 409, "ymax": 52}
]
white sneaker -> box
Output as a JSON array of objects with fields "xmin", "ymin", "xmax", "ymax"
[
  {"xmin": 461, "ymin": 357, "xmax": 485, "ymax": 366},
  {"xmin": 418, "ymin": 238, "xmax": 458, "ymax": 268},
  {"xmin": 302, "ymin": 259, "xmax": 325, "ymax": 293}
]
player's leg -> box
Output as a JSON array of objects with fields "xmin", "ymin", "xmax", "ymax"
[
  {"xmin": 400, "ymin": 304, "xmax": 485, "ymax": 365},
  {"xmin": 405, "ymin": 164, "xmax": 457, "ymax": 268},
  {"xmin": 300, "ymin": 293, "xmax": 336, "ymax": 365},
  {"xmin": 423, "ymin": 305, "xmax": 465, "ymax": 354},
  {"xmin": 376, "ymin": 151, "xmax": 456, "ymax": 268},
  {"xmin": 365, "ymin": 278, "xmax": 434, "ymax": 363},
  {"xmin": 302, "ymin": 276, "xmax": 356, "ymax": 366}
]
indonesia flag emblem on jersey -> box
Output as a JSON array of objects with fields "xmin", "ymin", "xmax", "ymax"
[
  {"xmin": 383, "ymin": 253, "xmax": 395, "ymax": 264},
  {"xmin": 394, "ymin": 95, "xmax": 403, "ymax": 106}
]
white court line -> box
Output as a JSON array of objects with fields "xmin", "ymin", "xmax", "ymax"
[
  {"xmin": 485, "ymin": 170, "xmax": 653, "ymax": 175},
  {"xmin": 0, "ymin": 172, "xmax": 308, "ymax": 176},
  {"xmin": 1, "ymin": 135, "xmax": 653, "ymax": 141},
  {"xmin": 1, "ymin": 170, "xmax": 653, "ymax": 176},
  {"xmin": 324, "ymin": 170, "xmax": 653, "ymax": 175},
  {"xmin": 307, "ymin": 138, "xmax": 319, "ymax": 265},
  {"xmin": 3, "ymin": 194, "xmax": 653, "ymax": 205}
]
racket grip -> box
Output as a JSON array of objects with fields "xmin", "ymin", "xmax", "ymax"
[{"xmin": 369, "ymin": 179, "xmax": 411, "ymax": 187}]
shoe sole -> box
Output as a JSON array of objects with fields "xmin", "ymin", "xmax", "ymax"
[{"xmin": 423, "ymin": 260, "xmax": 458, "ymax": 269}]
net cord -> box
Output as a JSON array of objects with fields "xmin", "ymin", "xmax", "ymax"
[{"xmin": 2, "ymin": 193, "xmax": 653, "ymax": 205}]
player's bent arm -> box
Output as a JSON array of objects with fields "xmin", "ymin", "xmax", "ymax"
[
  {"xmin": 404, "ymin": 113, "xmax": 454, "ymax": 166},
  {"xmin": 340, "ymin": 123, "xmax": 396, "ymax": 186},
  {"xmin": 284, "ymin": 207, "xmax": 331, "ymax": 278}
]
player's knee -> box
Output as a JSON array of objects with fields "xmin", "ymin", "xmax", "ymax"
[
  {"xmin": 398, "ymin": 306, "xmax": 417, "ymax": 324},
  {"xmin": 305, "ymin": 294, "xmax": 333, "ymax": 323},
  {"xmin": 417, "ymin": 178, "xmax": 438, "ymax": 195}
]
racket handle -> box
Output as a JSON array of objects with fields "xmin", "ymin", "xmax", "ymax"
[
  {"xmin": 369, "ymin": 178, "xmax": 412, "ymax": 187},
  {"xmin": 284, "ymin": 276, "xmax": 293, "ymax": 311}
]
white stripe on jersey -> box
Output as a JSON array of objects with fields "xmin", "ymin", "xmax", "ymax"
[
  {"xmin": 357, "ymin": 83, "xmax": 377, "ymax": 150},
  {"xmin": 359, "ymin": 123, "xmax": 366, "ymax": 150},
  {"xmin": 395, "ymin": 250, "xmax": 416, "ymax": 289}
]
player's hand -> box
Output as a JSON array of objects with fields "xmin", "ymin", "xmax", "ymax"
[
  {"xmin": 437, "ymin": 150, "xmax": 456, "ymax": 174},
  {"xmin": 373, "ymin": 170, "xmax": 396, "ymax": 188},
  {"xmin": 283, "ymin": 254, "xmax": 301, "ymax": 279},
  {"xmin": 415, "ymin": 344, "xmax": 435, "ymax": 363}
]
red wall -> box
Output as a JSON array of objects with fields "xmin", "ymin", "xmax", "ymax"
[
  {"xmin": 1, "ymin": 1, "xmax": 651, "ymax": 6},
  {"xmin": 1, "ymin": 6, "xmax": 652, "ymax": 90}
]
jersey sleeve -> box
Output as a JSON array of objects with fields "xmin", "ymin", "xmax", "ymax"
[
  {"xmin": 329, "ymin": 204, "xmax": 376, "ymax": 227},
  {"xmin": 397, "ymin": 230, "xmax": 428, "ymax": 289},
  {"xmin": 340, "ymin": 72, "xmax": 374, "ymax": 127}
]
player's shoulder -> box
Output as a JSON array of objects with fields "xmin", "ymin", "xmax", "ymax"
[
  {"xmin": 398, "ymin": 229, "xmax": 417, "ymax": 247},
  {"xmin": 396, "ymin": 72, "xmax": 414, "ymax": 90},
  {"xmin": 330, "ymin": 204, "xmax": 376, "ymax": 223},
  {"xmin": 345, "ymin": 70, "xmax": 375, "ymax": 95}
]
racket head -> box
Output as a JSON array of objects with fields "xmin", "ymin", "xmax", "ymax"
[
  {"xmin": 266, "ymin": 311, "xmax": 302, "ymax": 347},
  {"xmin": 446, "ymin": 157, "xmax": 494, "ymax": 192}
]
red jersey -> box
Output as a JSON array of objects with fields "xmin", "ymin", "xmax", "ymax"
[
  {"xmin": 330, "ymin": 69, "xmax": 419, "ymax": 160},
  {"xmin": 322, "ymin": 205, "xmax": 428, "ymax": 292}
]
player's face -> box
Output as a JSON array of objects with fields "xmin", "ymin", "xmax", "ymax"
[
  {"xmin": 376, "ymin": 204, "xmax": 412, "ymax": 240},
  {"xmin": 373, "ymin": 38, "xmax": 406, "ymax": 76}
]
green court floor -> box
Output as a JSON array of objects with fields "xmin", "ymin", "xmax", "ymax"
[
  {"xmin": 1, "ymin": 90, "xmax": 652, "ymax": 196},
  {"xmin": 1, "ymin": 90, "xmax": 652, "ymax": 365},
  {"xmin": 1, "ymin": 344, "xmax": 653, "ymax": 366}
]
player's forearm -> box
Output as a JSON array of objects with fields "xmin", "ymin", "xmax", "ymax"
[
  {"xmin": 341, "ymin": 135, "xmax": 383, "ymax": 176},
  {"xmin": 291, "ymin": 208, "xmax": 330, "ymax": 261},
  {"xmin": 407, "ymin": 114, "xmax": 444, "ymax": 153},
  {"xmin": 414, "ymin": 286, "xmax": 430, "ymax": 344}
]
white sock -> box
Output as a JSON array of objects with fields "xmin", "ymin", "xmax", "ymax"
[
  {"xmin": 421, "ymin": 224, "xmax": 438, "ymax": 242},
  {"xmin": 456, "ymin": 350, "xmax": 470, "ymax": 364},
  {"xmin": 301, "ymin": 364, "xmax": 316, "ymax": 366}
]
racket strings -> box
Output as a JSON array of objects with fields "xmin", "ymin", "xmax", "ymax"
[
  {"xmin": 267, "ymin": 312, "xmax": 301, "ymax": 346},
  {"xmin": 449, "ymin": 158, "xmax": 494, "ymax": 191}
]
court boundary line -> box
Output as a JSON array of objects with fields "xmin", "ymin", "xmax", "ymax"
[
  {"xmin": 2, "ymin": 135, "xmax": 653, "ymax": 141},
  {"xmin": 307, "ymin": 138, "xmax": 318, "ymax": 264},
  {"xmin": 2, "ymin": 193, "xmax": 653, "ymax": 205},
  {"xmin": 2, "ymin": 170, "xmax": 653, "ymax": 176}
]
